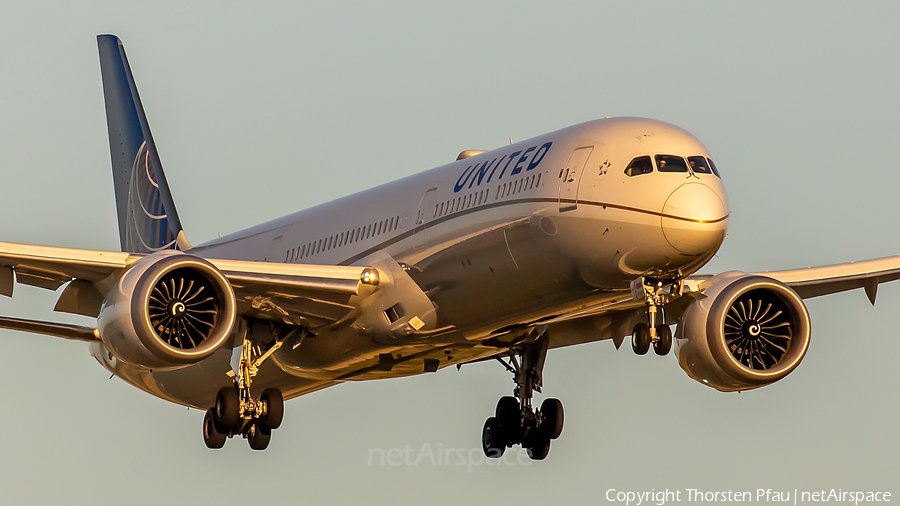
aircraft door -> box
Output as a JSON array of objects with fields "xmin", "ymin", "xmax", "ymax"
[
  {"xmin": 413, "ymin": 187, "xmax": 438, "ymax": 250},
  {"xmin": 558, "ymin": 146, "xmax": 593, "ymax": 212}
]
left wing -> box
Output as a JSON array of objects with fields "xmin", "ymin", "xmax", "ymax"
[
  {"xmin": 535, "ymin": 254, "xmax": 900, "ymax": 350},
  {"xmin": 754, "ymin": 254, "xmax": 900, "ymax": 304}
]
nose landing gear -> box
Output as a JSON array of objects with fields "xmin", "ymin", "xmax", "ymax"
[
  {"xmin": 482, "ymin": 332, "xmax": 564, "ymax": 461},
  {"xmin": 631, "ymin": 277, "xmax": 678, "ymax": 356},
  {"xmin": 203, "ymin": 322, "xmax": 295, "ymax": 450}
]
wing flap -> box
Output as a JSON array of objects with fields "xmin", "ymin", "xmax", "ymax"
[
  {"xmin": 210, "ymin": 259, "xmax": 366, "ymax": 294},
  {"xmin": 210, "ymin": 259, "xmax": 374, "ymax": 327}
]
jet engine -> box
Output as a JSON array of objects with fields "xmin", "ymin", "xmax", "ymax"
[
  {"xmin": 674, "ymin": 273, "xmax": 811, "ymax": 392},
  {"xmin": 97, "ymin": 251, "xmax": 237, "ymax": 370}
]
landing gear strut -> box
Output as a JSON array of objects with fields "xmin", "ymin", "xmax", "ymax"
[
  {"xmin": 203, "ymin": 321, "xmax": 296, "ymax": 450},
  {"xmin": 631, "ymin": 277, "xmax": 678, "ymax": 356},
  {"xmin": 482, "ymin": 332, "xmax": 564, "ymax": 461}
]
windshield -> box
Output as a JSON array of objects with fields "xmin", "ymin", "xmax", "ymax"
[{"xmin": 655, "ymin": 154, "xmax": 688, "ymax": 173}]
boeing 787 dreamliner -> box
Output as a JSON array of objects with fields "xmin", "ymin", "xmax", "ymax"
[{"xmin": 0, "ymin": 35, "xmax": 895, "ymax": 457}]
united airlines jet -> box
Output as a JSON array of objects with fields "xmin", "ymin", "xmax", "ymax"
[{"xmin": 0, "ymin": 35, "xmax": 895, "ymax": 457}]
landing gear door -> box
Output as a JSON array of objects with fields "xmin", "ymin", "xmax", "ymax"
[
  {"xmin": 413, "ymin": 187, "xmax": 438, "ymax": 250},
  {"xmin": 558, "ymin": 147, "xmax": 593, "ymax": 212}
]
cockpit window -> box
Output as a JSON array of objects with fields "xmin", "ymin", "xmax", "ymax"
[
  {"xmin": 706, "ymin": 158, "xmax": 721, "ymax": 177},
  {"xmin": 624, "ymin": 156, "xmax": 653, "ymax": 176},
  {"xmin": 655, "ymin": 154, "xmax": 688, "ymax": 173},
  {"xmin": 687, "ymin": 156, "xmax": 712, "ymax": 174}
]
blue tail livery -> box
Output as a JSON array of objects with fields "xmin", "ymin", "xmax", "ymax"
[{"xmin": 97, "ymin": 34, "xmax": 189, "ymax": 253}]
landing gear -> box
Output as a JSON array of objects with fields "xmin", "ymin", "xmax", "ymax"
[
  {"xmin": 631, "ymin": 277, "xmax": 681, "ymax": 356},
  {"xmin": 205, "ymin": 321, "xmax": 296, "ymax": 450},
  {"xmin": 482, "ymin": 332, "xmax": 564, "ymax": 461}
]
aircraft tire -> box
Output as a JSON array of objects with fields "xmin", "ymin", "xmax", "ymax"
[
  {"xmin": 495, "ymin": 396, "xmax": 519, "ymax": 430},
  {"xmin": 540, "ymin": 398, "xmax": 564, "ymax": 440},
  {"xmin": 632, "ymin": 323, "xmax": 651, "ymax": 355},
  {"xmin": 260, "ymin": 389, "xmax": 284, "ymax": 430},
  {"xmin": 654, "ymin": 325, "xmax": 672, "ymax": 356},
  {"xmin": 203, "ymin": 409, "xmax": 226, "ymax": 449},
  {"xmin": 215, "ymin": 386, "xmax": 241, "ymax": 430},
  {"xmin": 527, "ymin": 437, "xmax": 551, "ymax": 461},
  {"xmin": 482, "ymin": 417, "xmax": 506, "ymax": 458},
  {"xmin": 248, "ymin": 423, "xmax": 271, "ymax": 451}
]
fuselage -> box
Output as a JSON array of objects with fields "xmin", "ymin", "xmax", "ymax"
[{"xmin": 97, "ymin": 117, "xmax": 731, "ymax": 407}]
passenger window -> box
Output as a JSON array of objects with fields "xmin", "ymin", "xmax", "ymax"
[
  {"xmin": 687, "ymin": 156, "xmax": 712, "ymax": 174},
  {"xmin": 707, "ymin": 158, "xmax": 721, "ymax": 177},
  {"xmin": 625, "ymin": 156, "xmax": 653, "ymax": 176},
  {"xmin": 655, "ymin": 154, "xmax": 688, "ymax": 173}
]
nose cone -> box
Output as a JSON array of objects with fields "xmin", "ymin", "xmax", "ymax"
[{"xmin": 662, "ymin": 183, "xmax": 729, "ymax": 255}]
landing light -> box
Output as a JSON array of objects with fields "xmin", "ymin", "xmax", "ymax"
[{"xmin": 361, "ymin": 268, "xmax": 380, "ymax": 286}]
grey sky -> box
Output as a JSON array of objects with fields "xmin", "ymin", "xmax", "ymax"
[{"xmin": 0, "ymin": 1, "xmax": 898, "ymax": 504}]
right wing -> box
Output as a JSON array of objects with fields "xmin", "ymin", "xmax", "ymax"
[{"xmin": 0, "ymin": 241, "xmax": 427, "ymax": 340}]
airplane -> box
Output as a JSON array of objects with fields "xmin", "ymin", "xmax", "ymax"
[{"xmin": 1, "ymin": 34, "xmax": 898, "ymax": 458}]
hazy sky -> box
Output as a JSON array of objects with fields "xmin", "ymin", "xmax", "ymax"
[{"xmin": 0, "ymin": 1, "xmax": 898, "ymax": 504}]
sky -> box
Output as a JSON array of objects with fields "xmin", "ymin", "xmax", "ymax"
[{"xmin": 0, "ymin": 1, "xmax": 899, "ymax": 504}]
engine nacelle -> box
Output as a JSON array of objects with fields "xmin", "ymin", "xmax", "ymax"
[
  {"xmin": 674, "ymin": 272, "xmax": 811, "ymax": 392},
  {"xmin": 97, "ymin": 251, "xmax": 237, "ymax": 370}
]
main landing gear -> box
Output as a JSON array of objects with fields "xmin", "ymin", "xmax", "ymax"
[
  {"xmin": 631, "ymin": 277, "xmax": 678, "ymax": 356},
  {"xmin": 203, "ymin": 322, "xmax": 295, "ymax": 450},
  {"xmin": 482, "ymin": 332, "xmax": 564, "ymax": 461}
]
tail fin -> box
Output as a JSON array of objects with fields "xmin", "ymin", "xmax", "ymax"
[{"xmin": 97, "ymin": 34, "xmax": 190, "ymax": 253}]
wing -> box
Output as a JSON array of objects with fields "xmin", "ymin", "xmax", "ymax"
[
  {"xmin": 753, "ymin": 254, "xmax": 900, "ymax": 304},
  {"xmin": 0, "ymin": 241, "xmax": 400, "ymax": 339},
  {"xmin": 530, "ymin": 254, "xmax": 900, "ymax": 351}
]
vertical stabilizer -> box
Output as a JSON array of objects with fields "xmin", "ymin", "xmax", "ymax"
[{"xmin": 97, "ymin": 34, "xmax": 188, "ymax": 253}]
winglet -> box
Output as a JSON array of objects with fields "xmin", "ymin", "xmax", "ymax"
[{"xmin": 97, "ymin": 34, "xmax": 186, "ymax": 253}]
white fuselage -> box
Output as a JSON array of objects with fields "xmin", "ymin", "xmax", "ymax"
[{"xmin": 98, "ymin": 117, "xmax": 731, "ymax": 407}]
